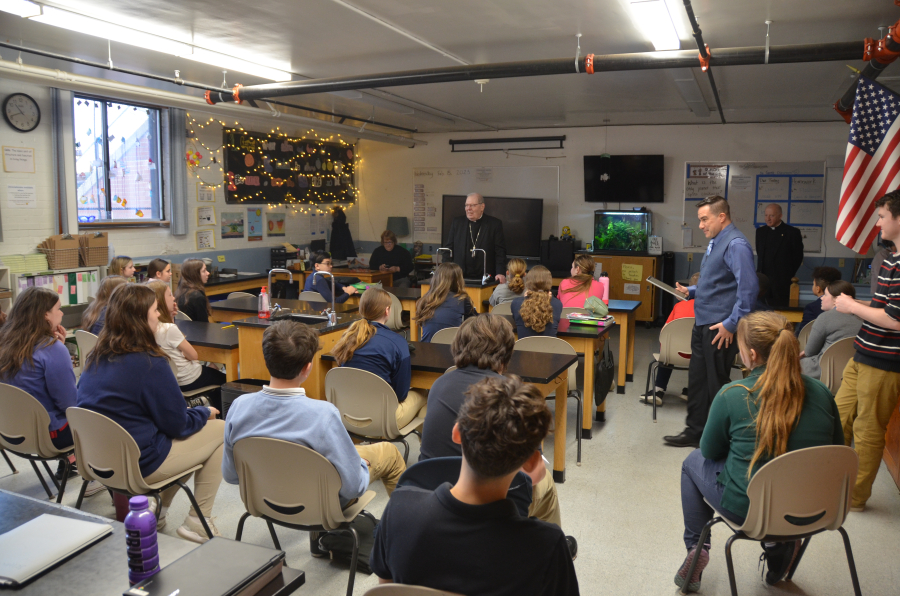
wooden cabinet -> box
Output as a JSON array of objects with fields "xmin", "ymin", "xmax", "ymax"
[
  {"xmin": 590, "ymin": 254, "xmax": 659, "ymax": 322},
  {"xmin": 884, "ymin": 407, "xmax": 900, "ymax": 491}
]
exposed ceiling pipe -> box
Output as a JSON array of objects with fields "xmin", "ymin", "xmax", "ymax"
[
  {"xmin": 207, "ymin": 41, "xmax": 862, "ymax": 104},
  {"xmin": 833, "ymin": 15, "xmax": 900, "ymax": 123},
  {"xmin": 681, "ymin": 0, "xmax": 726, "ymax": 124},
  {"xmin": 0, "ymin": 40, "xmax": 418, "ymax": 134}
]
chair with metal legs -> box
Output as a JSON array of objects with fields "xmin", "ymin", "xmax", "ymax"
[{"xmin": 645, "ymin": 317, "xmax": 694, "ymax": 422}]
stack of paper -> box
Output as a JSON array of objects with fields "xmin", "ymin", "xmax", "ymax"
[{"xmin": 3, "ymin": 254, "xmax": 49, "ymax": 274}]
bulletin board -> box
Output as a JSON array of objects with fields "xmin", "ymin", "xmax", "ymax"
[
  {"xmin": 682, "ymin": 161, "xmax": 825, "ymax": 251},
  {"xmin": 224, "ymin": 129, "xmax": 356, "ymax": 205}
]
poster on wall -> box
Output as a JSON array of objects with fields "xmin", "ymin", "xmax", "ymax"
[
  {"xmin": 197, "ymin": 206, "xmax": 215, "ymax": 226},
  {"xmin": 196, "ymin": 229, "xmax": 215, "ymax": 250},
  {"xmin": 221, "ymin": 212, "xmax": 244, "ymax": 239},
  {"xmin": 267, "ymin": 212, "xmax": 286, "ymax": 237},
  {"xmin": 7, "ymin": 184, "xmax": 36, "ymax": 208},
  {"xmin": 2, "ymin": 146, "xmax": 35, "ymax": 173},
  {"xmin": 197, "ymin": 183, "xmax": 216, "ymax": 202},
  {"xmin": 247, "ymin": 208, "xmax": 263, "ymax": 241}
]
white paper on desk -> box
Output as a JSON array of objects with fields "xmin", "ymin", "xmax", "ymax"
[{"xmin": 0, "ymin": 513, "xmax": 112, "ymax": 586}]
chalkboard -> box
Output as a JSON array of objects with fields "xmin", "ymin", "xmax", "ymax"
[
  {"xmin": 224, "ymin": 129, "xmax": 356, "ymax": 205},
  {"xmin": 682, "ymin": 161, "xmax": 825, "ymax": 252}
]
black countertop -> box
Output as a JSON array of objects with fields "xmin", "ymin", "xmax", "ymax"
[
  {"xmin": 211, "ymin": 296, "xmax": 358, "ymax": 314},
  {"xmin": 233, "ymin": 311, "xmax": 362, "ymax": 334},
  {"xmin": 497, "ymin": 314, "xmax": 615, "ymax": 339},
  {"xmin": 204, "ymin": 272, "xmax": 268, "ymax": 287},
  {"xmin": 175, "ymin": 319, "xmax": 239, "ymax": 349},
  {"xmin": 384, "ymin": 286, "xmax": 422, "ymax": 300}
]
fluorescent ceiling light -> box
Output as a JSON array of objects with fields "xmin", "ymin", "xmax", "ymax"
[
  {"xmin": 182, "ymin": 48, "xmax": 292, "ymax": 82},
  {"xmin": 0, "ymin": 0, "xmax": 41, "ymax": 18},
  {"xmin": 629, "ymin": 0, "xmax": 681, "ymax": 51}
]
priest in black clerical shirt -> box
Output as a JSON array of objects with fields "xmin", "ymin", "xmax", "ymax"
[
  {"xmin": 755, "ymin": 203, "xmax": 804, "ymax": 307},
  {"xmin": 445, "ymin": 193, "xmax": 507, "ymax": 282}
]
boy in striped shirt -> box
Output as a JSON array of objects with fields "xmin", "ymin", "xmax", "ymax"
[{"xmin": 834, "ymin": 189, "xmax": 900, "ymax": 510}]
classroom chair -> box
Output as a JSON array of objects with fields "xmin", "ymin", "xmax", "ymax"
[
  {"xmin": 490, "ymin": 302, "xmax": 512, "ymax": 315},
  {"xmin": 65, "ymin": 407, "xmax": 214, "ymax": 539},
  {"xmin": 386, "ymin": 292, "xmax": 409, "ymax": 337},
  {"xmin": 513, "ymin": 336, "xmax": 584, "ymax": 464},
  {"xmin": 324, "ymin": 367, "xmax": 423, "ymax": 463},
  {"xmin": 299, "ymin": 290, "xmax": 326, "ymax": 301},
  {"xmin": 74, "ymin": 330, "xmax": 99, "ymax": 379},
  {"xmin": 819, "ymin": 336, "xmax": 856, "ymax": 395},
  {"xmin": 797, "ymin": 319, "xmax": 815, "ymax": 352},
  {"xmin": 430, "ymin": 327, "xmax": 459, "ymax": 345},
  {"xmin": 364, "ymin": 584, "xmax": 464, "ymax": 596},
  {"xmin": 227, "ymin": 291, "xmax": 256, "ymax": 300},
  {"xmin": 233, "ymin": 437, "xmax": 375, "ymax": 596},
  {"xmin": 1, "ymin": 448, "xmax": 17, "ymax": 473},
  {"xmin": 174, "ymin": 310, "xmax": 192, "ymax": 321},
  {"xmin": 644, "ymin": 316, "xmax": 694, "ymax": 422},
  {"xmin": 679, "ymin": 445, "xmax": 861, "ymax": 596},
  {"xmin": 0, "ymin": 383, "xmax": 76, "ymax": 502}
]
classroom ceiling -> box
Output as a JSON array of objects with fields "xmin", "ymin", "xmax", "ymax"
[{"xmin": 1, "ymin": 0, "xmax": 899, "ymax": 136}]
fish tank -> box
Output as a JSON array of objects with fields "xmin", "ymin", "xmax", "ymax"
[{"xmin": 593, "ymin": 209, "xmax": 651, "ymax": 253}]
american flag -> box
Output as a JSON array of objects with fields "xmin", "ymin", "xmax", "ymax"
[{"xmin": 836, "ymin": 75, "xmax": 900, "ymax": 253}]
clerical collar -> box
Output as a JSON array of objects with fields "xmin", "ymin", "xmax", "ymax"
[{"xmin": 769, "ymin": 222, "xmax": 782, "ymax": 231}]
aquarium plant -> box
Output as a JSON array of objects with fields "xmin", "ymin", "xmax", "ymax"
[{"xmin": 594, "ymin": 220, "xmax": 649, "ymax": 251}]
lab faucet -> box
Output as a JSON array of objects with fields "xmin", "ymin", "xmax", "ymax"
[
  {"xmin": 310, "ymin": 270, "xmax": 338, "ymax": 325},
  {"xmin": 472, "ymin": 248, "xmax": 491, "ymax": 285},
  {"xmin": 437, "ymin": 247, "xmax": 452, "ymax": 264},
  {"xmin": 268, "ymin": 268, "xmax": 293, "ymax": 301}
]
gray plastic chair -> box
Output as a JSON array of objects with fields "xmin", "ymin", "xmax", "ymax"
[
  {"xmin": 490, "ymin": 302, "xmax": 512, "ymax": 315},
  {"xmin": 299, "ymin": 290, "xmax": 326, "ymax": 301},
  {"xmin": 819, "ymin": 336, "xmax": 856, "ymax": 395},
  {"xmin": 174, "ymin": 310, "xmax": 192, "ymax": 321},
  {"xmin": 797, "ymin": 319, "xmax": 814, "ymax": 352},
  {"xmin": 386, "ymin": 291, "xmax": 409, "ymax": 336},
  {"xmin": 514, "ymin": 336, "xmax": 584, "ymax": 464},
  {"xmin": 74, "ymin": 330, "xmax": 98, "ymax": 379},
  {"xmin": 234, "ymin": 437, "xmax": 375, "ymax": 596},
  {"xmin": 0, "ymin": 383, "xmax": 75, "ymax": 502},
  {"xmin": 324, "ymin": 367, "xmax": 423, "ymax": 462},
  {"xmin": 430, "ymin": 327, "xmax": 459, "ymax": 345},
  {"xmin": 227, "ymin": 291, "xmax": 256, "ymax": 300},
  {"xmin": 645, "ymin": 317, "xmax": 694, "ymax": 422},
  {"xmin": 66, "ymin": 407, "xmax": 213, "ymax": 538},
  {"xmin": 679, "ymin": 445, "xmax": 861, "ymax": 596},
  {"xmin": 364, "ymin": 585, "xmax": 463, "ymax": 596}
]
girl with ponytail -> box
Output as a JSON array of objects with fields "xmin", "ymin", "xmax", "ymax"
[
  {"xmin": 558, "ymin": 254, "xmax": 608, "ymax": 307},
  {"xmin": 674, "ymin": 311, "xmax": 844, "ymax": 592},
  {"xmin": 489, "ymin": 258, "xmax": 527, "ymax": 307},
  {"xmin": 334, "ymin": 287, "xmax": 427, "ymax": 426},
  {"xmin": 511, "ymin": 266, "xmax": 562, "ymax": 338}
]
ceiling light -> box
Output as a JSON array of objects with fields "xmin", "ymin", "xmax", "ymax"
[
  {"xmin": 182, "ymin": 48, "xmax": 292, "ymax": 82},
  {"xmin": 0, "ymin": 0, "xmax": 41, "ymax": 18},
  {"xmin": 629, "ymin": 0, "xmax": 681, "ymax": 51}
]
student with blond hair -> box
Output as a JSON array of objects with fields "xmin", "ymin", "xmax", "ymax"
[
  {"xmin": 108, "ymin": 256, "xmax": 135, "ymax": 279},
  {"xmin": 674, "ymin": 311, "xmax": 843, "ymax": 592},
  {"xmin": 489, "ymin": 258, "xmax": 527, "ymax": 306},
  {"xmin": 416, "ymin": 263, "xmax": 476, "ymax": 342},
  {"xmin": 511, "ymin": 265, "xmax": 562, "ymax": 338}
]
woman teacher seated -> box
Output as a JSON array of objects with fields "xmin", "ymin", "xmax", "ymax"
[
  {"xmin": 304, "ymin": 251, "xmax": 359, "ymax": 303},
  {"xmin": 369, "ymin": 230, "xmax": 414, "ymax": 288}
]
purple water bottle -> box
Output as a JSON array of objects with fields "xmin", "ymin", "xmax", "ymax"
[{"xmin": 125, "ymin": 496, "xmax": 160, "ymax": 585}]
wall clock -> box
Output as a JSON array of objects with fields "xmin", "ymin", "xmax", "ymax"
[{"xmin": 3, "ymin": 93, "xmax": 41, "ymax": 132}]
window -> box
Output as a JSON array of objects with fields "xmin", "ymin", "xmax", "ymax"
[{"xmin": 73, "ymin": 96, "xmax": 164, "ymax": 224}]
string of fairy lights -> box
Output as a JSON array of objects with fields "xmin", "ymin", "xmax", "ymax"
[{"xmin": 186, "ymin": 113, "xmax": 360, "ymax": 216}]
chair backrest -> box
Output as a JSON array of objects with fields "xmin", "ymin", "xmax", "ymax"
[
  {"xmin": 430, "ymin": 327, "xmax": 459, "ymax": 345},
  {"xmin": 227, "ymin": 291, "xmax": 256, "ymax": 300},
  {"xmin": 490, "ymin": 302, "xmax": 512, "ymax": 315},
  {"xmin": 66, "ymin": 407, "xmax": 151, "ymax": 494},
  {"xmin": 819, "ymin": 336, "xmax": 857, "ymax": 394},
  {"xmin": 364, "ymin": 584, "xmax": 464, "ymax": 596},
  {"xmin": 658, "ymin": 317, "xmax": 695, "ymax": 367},
  {"xmin": 386, "ymin": 292, "xmax": 406, "ymax": 332},
  {"xmin": 797, "ymin": 320, "xmax": 814, "ymax": 352},
  {"xmin": 299, "ymin": 290, "xmax": 326, "ymax": 302},
  {"xmin": 325, "ymin": 367, "xmax": 401, "ymax": 439},
  {"xmin": 74, "ymin": 330, "xmax": 99, "ymax": 364},
  {"xmin": 233, "ymin": 437, "xmax": 359, "ymax": 531},
  {"xmin": 514, "ymin": 336, "xmax": 578, "ymax": 392},
  {"xmin": 561, "ymin": 307, "xmax": 590, "ymax": 317},
  {"xmin": 174, "ymin": 310, "xmax": 191, "ymax": 321},
  {"xmin": 0, "ymin": 383, "xmax": 65, "ymax": 457},
  {"xmin": 741, "ymin": 445, "xmax": 858, "ymax": 539}
]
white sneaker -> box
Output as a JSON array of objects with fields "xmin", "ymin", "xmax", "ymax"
[
  {"xmin": 177, "ymin": 515, "xmax": 221, "ymax": 544},
  {"xmin": 639, "ymin": 390, "xmax": 664, "ymax": 406},
  {"xmin": 83, "ymin": 481, "xmax": 105, "ymax": 497}
]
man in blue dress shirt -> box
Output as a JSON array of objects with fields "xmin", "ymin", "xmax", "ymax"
[{"xmin": 665, "ymin": 196, "xmax": 759, "ymax": 448}]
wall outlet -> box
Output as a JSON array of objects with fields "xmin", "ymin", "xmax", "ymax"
[
  {"xmin": 687, "ymin": 253, "xmax": 693, "ymax": 262},
  {"xmin": 839, "ymin": 258, "xmax": 845, "ymax": 267}
]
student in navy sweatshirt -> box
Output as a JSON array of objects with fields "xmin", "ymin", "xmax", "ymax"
[
  {"xmin": 77, "ymin": 284, "xmax": 225, "ymax": 543},
  {"xmin": 416, "ymin": 263, "xmax": 477, "ymax": 342},
  {"xmin": 303, "ymin": 251, "xmax": 359, "ymax": 303},
  {"xmin": 333, "ymin": 287, "xmax": 427, "ymax": 427},
  {"xmin": 511, "ymin": 265, "xmax": 562, "ymax": 338},
  {"xmin": 175, "ymin": 258, "xmax": 212, "ymax": 323}
]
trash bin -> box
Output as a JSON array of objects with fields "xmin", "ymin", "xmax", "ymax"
[{"xmin": 220, "ymin": 379, "xmax": 267, "ymax": 420}]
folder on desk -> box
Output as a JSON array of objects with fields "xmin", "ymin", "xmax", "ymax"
[{"xmin": 0, "ymin": 513, "xmax": 112, "ymax": 587}]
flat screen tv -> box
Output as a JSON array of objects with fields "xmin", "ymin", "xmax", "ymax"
[
  {"xmin": 584, "ymin": 154, "xmax": 664, "ymax": 203},
  {"xmin": 441, "ymin": 195, "xmax": 543, "ymax": 258}
]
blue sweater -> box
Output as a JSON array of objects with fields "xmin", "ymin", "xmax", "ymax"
[
  {"xmin": 1, "ymin": 340, "xmax": 76, "ymax": 432},
  {"xmin": 510, "ymin": 296, "xmax": 563, "ymax": 338},
  {"xmin": 304, "ymin": 274, "xmax": 351, "ymax": 303},
  {"xmin": 342, "ymin": 322, "xmax": 412, "ymax": 401},
  {"xmin": 222, "ymin": 386, "xmax": 369, "ymax": 506},
  {"xmin": 420, "ymin": 295, "xmax": 476, "ymax": 342},
  {"xmin": 77, "ymin": 352, "xmax": 210, "ymax": 476}
]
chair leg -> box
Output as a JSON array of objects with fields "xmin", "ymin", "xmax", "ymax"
[
  {"xmin": 785, "ymin": 536, "xmax": 812, "ymax": 581},
  {"xmin": 41, "ymin": 460, "xmax": 62, "ymax": 491},
  {"xmin": 29, "ymin": 460, "xmax": 55, "ymax": 499},
  {"xmin": 344, "ymin": 526, "xmax": 360, "ymax": 596},
  {"xmin": 644, "ymin": 359, "xmax": 654, "ymax": 418},
  {"xmin": 55, "ymin": 458, "xmax": 72, "ymax": 504},
  {"xmin": 265, "ymin": 519, "xmax": 281, "ymax": 550},
  {"xmin": 74, "ymin": 478, "xmax": 89, "ymax": 509},
  {"xmin": 175, "ymin": 479, "xmax": 213, "ymax": 539},
  {"xmin": 651, "ymin": 362, "xmax": 660, "ymax": 422},
  {"xmin": 2, "ymin": 449, "xmax": 18, "ymax": 473},
  {"xmin": 574, "ymin": 391, "xmax": 582, "ymax": 465},
  {"xmin": 399, "ymin": 439, "xmax": 409, "ymax": 464},
  {"xmin": 838, "ymin": 527, "xmax": 863, "ymax": 596},
  {"xmin": 235, "ymin": 512, "xmax": 250, "ymax": 541},
  {"xmin": 724, "ymin": 533, "xmax": 746, "ymax": 596},
  {"xmin": 680, "ymin": 516, "xmax": 722, "ymax": 595}
]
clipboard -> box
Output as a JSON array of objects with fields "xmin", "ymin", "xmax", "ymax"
[{"xmin": 647, "ymin": 276, "xmax": 688, "ymax": 302}]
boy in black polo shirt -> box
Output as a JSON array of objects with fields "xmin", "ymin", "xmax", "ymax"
[{"xmin": 371, "ymin": 375, "xmax": 579, "ymax": 596}]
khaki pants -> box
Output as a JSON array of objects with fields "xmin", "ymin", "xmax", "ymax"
[
  {"xmin": 355, "ymin": 442, "xmax": 406, "ymax": 495},
  {"xmin": 396, "ymin": 389, "xmax": 428, "ymax": 428},
  {"xmin": 834, "ymin": 359, "xmax": 900, "ymax": 507},
  {"xmin": 145, "ymin": 419, "xmax": 225, "ymax": 518},
  {"xmin": 528, "ymin": 466, "xmax": 562, "ymax": 528}
]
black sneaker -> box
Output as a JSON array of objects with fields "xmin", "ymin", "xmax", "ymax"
[
  {"xmin": 54, "ymin": 460, "xmax": 78, "ymax": 482},
  {"xmin": 310, "ymin": 531, "xmax": 327, "ymax": 558},
  {"xmin": 760, "ymin": 541, "xmax": 802, "ymax": 585},
  {"xmin": 565, "ymin": 536, "xmax": 578, "ymax": 560}
]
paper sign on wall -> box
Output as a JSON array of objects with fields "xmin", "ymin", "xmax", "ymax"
[
  {"xmin": 622, "ymin": 264, "xmax": 643, "ymax": 282},
  {"xmin": 624, "ymin": 283, "xmax": 641, "ymax": 295},
  {"xmin": 3, "ymin": 147, "xmax": 35, "ymax": 173},
  {"xmin": 7, "ymin": 184, "xmax": 36, "ymax": 208},
  {"xmin": 198, "ymin": 183, "xmax": 216, "ymax": 202}
]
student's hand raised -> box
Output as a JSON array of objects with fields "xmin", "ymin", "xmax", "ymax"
[{"xmin": 207, "ymin": 407, "xmax": 220, "ymax": 420}]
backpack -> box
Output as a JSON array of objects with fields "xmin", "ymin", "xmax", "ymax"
[
  {"xmin": 594, "ymin": 340, "xmax": 616, "ymax": 409},
  {"xmin": 316, "ymin": 511, "xmax": 378, "ymax": 574}
]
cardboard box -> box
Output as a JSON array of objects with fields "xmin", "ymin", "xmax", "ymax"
[{"xmin": 46, "ymin": 234, "xmax": 79, "ymax": 250}]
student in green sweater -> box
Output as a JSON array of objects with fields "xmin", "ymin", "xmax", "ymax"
[{"xmin": 674, "ymin": 311, "xmax": 844, "ymax": 593}]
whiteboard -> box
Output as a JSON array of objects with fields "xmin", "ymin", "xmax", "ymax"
[
  {"xmin": 412, "ymin": 166, "xmax": 559, "ymax": 245},
  {"xmin": 682, "ymin": 161, "xmax": 825, "ymax": 251}
]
